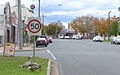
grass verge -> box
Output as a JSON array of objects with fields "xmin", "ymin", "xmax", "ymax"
[
  {"xmin": 0, "ymin": 55, "xmax": 48, "ymax": 75},
  {"xmin": 103, "ymin": 40, "xmax": 111, "ymax": 42}
]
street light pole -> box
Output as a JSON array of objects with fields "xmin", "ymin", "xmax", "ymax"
[
  {"xmin": 118, "ymin": 7, "xmax": 120, "ymax": 35},
  {"xmin": 18, "ymin": 0, "xmax": 23, "ymax": 49},
  {"xmin": 38, "ymin": 0, "xmax": 40, "ymax": 17},
  {"xmin": 108, "ymin": 11, "xmax": 111, "ymax": 40}
]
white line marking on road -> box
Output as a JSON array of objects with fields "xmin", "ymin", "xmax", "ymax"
[{"xmin": 47, "ymin": 49, "xmax": 56, "ymax": 60}]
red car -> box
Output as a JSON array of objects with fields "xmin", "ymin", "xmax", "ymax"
[{"xmin": 48, "ymin": 37, "xmax": 53, "ymax": 43}]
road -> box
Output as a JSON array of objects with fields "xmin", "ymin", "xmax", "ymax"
[{"xmin": 15, "ymin": 39, "xmax": 120, "ymax": 75}]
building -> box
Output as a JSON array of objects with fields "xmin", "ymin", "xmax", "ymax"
[
  {"xmin": 0, "ymin": 15, "xmax": 5, "ymax": 46},
  {"xmin": 11, "ymin": 0, "xmax": 33, "ymax": 25},
  {"xmin": 11, "ymin": 0, "xmax": 34, "ymax": 44},
  {"xmin": 0, "ymin": 2, "xmax": 18, "ymax": 46}
]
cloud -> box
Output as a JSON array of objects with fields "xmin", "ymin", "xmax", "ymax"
[
  {"xmin": 45, "ymin": 7, "xmax": 119, "ymax": 17},
  {"xmin": 1, "ymin": 0, "xmax": 120, "ymax": 26}
]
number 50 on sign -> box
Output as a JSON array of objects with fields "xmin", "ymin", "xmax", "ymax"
[{"xmin": 28, "ymin": 19, "xmax": 42, "ymax": 34}]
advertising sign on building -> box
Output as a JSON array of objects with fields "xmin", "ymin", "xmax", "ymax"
[{"xmin": 3, "ymin": 43, "xmax": 15, "ymax": 56}]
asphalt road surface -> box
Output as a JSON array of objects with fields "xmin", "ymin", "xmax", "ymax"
[{"xmin": 16, "ymin": 39, "xmax": 120, "ymax": 75}]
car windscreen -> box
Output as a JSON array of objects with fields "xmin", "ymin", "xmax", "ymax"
[{"xmin": 40, "ymin": 36, "xmax": 47, "ymax": 38}]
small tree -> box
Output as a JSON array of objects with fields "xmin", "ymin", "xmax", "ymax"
[{"xmin": 110, "ymin": 21, "xmax": 119, "ymax": 36}]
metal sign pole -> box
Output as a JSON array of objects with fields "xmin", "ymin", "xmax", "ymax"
[{"xmin": 33, "ymin": 35, "xmax": 35, "ymax": 62}]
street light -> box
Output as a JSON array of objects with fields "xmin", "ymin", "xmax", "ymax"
[
  {"xmin": 118, "ymin": 7, "xmax": 120, "ymax": 35},
  {"xmin": 108, "ymin": 11, "xmax": 111, "ymax": 40}
]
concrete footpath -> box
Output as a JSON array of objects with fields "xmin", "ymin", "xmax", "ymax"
[{"xmin": 0, "ymin": 46, "xmax": 46, "ymax": 52}]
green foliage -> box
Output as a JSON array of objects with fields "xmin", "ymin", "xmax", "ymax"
[
  {"xmin": 110, "ymin": 21, "xmax": 119, "ymax": 36},
  {"xmin": 42, "ymin": 24, "xmax": 62, "ymax": 36}
]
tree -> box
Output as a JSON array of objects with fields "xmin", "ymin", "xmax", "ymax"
[
  {"xmin": 70, "ymin": 16, "xmax": 94, "ymax": 39},
  {"xmin": 92, "ymin": 18, "xmax": 108, "ymax": 36},
  {"xmin": 110, "ymin": 21, "xmax": 119, "ymax": 36},
  {"xmin": 43, "ymin": 23, "xmax": 62, "ymax": 36}
]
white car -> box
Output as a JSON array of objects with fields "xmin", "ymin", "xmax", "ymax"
[
  {"xmin": 72, "ymin": 35, "xmax": 83, "ymax": 40},
  {"xmin": 114, "ymin": 36, "xmax": 120, "ymax": 44},
  {"xmin": 64, "ymin": 36, "xmax": 71, "ymax": 39},
  {"xmin": 36, "ymin": 38, "xmax": 48, "ymax": 47},
  {"xmin": 92, "ymin": 35, "xmax": 103, "ymax": 42},
  {"xmin": 111, "ymin": 37, "xmax": 117, "ymax": 44}
]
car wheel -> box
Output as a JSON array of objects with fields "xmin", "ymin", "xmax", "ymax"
[
  {"xmin": 36, "ymin": 44, "xmax": 38, "ymax": 47},
  {"xmin": 45, "ymin": 45, "xmax": 47, "ymax": 47}
]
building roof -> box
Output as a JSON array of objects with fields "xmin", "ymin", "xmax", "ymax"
[{"xmin": 12, "ymin": 5, "xmax": 34, "ymax": 13}]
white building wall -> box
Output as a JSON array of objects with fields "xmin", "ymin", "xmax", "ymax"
[
  {"xmin": 11, "ymin": 5, "xmax": 33, "ymax": 24},
  {"xmin": 0, "ymin": 15, "xmax": 5, "ymax": 46}
]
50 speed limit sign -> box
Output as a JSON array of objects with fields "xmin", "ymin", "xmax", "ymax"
[{"xmin": 28, "ymin": 19, "xmax": 42, "ymax": 33}]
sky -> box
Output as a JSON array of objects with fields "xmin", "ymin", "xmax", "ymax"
[{"xmin": 0, "ymin": 0, "xmax": 120, "ymax": 28}]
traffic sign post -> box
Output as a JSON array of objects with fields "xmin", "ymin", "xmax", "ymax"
[{"xmin": 27, "ymin": 19, "xmax": 42, "ymax": 62}]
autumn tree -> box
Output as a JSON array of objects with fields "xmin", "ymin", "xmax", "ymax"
[
  {"xmin": 92, "ymin": 18, "xmax": 108, "ymax": 36},
  {"xmin": 70, "ymin": 16, "xmax": 94, "ymax": 39}
]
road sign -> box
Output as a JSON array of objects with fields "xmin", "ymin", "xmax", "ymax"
[
  {"xmin": 27, "ymin": 18, "xmax": 42, "ymax": 62},
  {"xmin": 28, "ymin": 19, "xmax": 42, "ymax": 33},
  {"xmin": 30, "ymin": 4, "xmax": 35, "ymax": 10}
]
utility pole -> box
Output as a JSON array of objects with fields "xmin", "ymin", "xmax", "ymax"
[
  {"xmin": 38, "ymin": 0, "xmax": 40, "ymax": 17},
  {"xmin": 42, "ymin": 13, "xmax": 44, "ymax": 35},
  {"xmin": 118, "ymin": 7, "xmax": 120, "ymax": 35},
  {"xmin": 18, "ymin": 0, "xmax": 23, "ymax": 49},
  {"xmin": 108, "ymin": 11, "xmax": 111, "ymax": 40}
]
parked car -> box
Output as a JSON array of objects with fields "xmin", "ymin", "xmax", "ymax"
[
  {"xmin": 114, "ymin": 36, "xmax": 120, "ymax": 44},
  {"xmin": 36, "ymin": 38, "xmax": 48, "ymax": 47},
  {"xmin": 59, "ymin": 36, "xmax": 64, "ymax": 39},
  {"xmin": 92, "ymin": 35, "xmax": 103, "ymax": 42},
  {"xmin": 48, "ymin": 37, "xmax": 53, "ymax": 43},
  {"xmin": 39, "ymin": 35, "xmax": 49, "ymax": 45},
  {"xmin": 111, "ymin": 37, "xmax": 116, "ymax": 44},
  {"xmin": 64, "ymin": 36, "xmax": 71, "ymax": 39},
  {"xmin": 72, "ymin": 35, "xmax": 82, "ymax": 40}
]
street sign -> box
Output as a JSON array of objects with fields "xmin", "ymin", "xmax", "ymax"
[
  {"xmin": 30, "ymin": 4, "xmax": 35, "ymax": 10},
  {"xmin": 27, "ymin": 18, "xmax": 42, "ymax": 62},
  {"xmin": 28, "ymin": 19, "xmax": 42, "ymax": 34}
]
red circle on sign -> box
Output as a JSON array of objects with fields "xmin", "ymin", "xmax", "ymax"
[
  {"xmin": 30, "ymin": 4, "xmax": 35, "ymax": 9},
  {"xmin": 28, "ymin": 19, "xmax": 42, "ymax": 33}
]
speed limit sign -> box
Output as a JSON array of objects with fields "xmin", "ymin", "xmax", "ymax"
[{"xmin": 28, "ymin": 19, "xmax": 42, "ymax": 33}]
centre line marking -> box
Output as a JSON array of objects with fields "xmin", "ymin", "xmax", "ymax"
[{"xmin": 47, "ymin": 49, "xmax": 56, "ymax": 60}]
